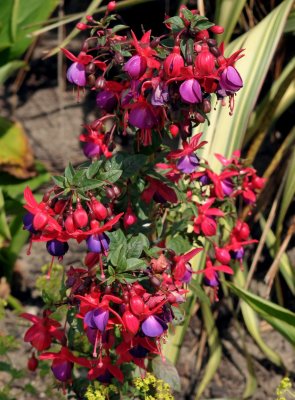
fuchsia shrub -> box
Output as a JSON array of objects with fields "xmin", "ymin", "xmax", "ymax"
[{"xmin": 21, "ymin": 3, "xmax": 265, "ymax": 397}]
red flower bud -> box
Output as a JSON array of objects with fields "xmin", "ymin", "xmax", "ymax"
[
  {"xmin": 234, "ymin": 221, "xmax": 250, "ymax": 241},
  {"xmin": 210, "ymin": 25, "xmax": 224, "ymax": 34},
  {"xmin": 54, "ymin": 199, "xmax": 66, "ymax": 214},
  {"xmin": 123, "ymin": 207, "xmax": 137, "ymax": 229},
  {"xmin": 91, "ymin": 199, "xmax": 108, "ymax": 220},
  {"xmin": 122, "ymin": 311, "xmax": 139, "ymax": 335},
  {"xmin": 163, "ymin": 47, "xmax": 184, "ymax": 78},
  {"xmin": 169, "ymin": 124, "xmax": 179, "ymax": 137},
  {"xmin": 195, "ymin": 30, "xmax": 209, "ymax": 41},
  {"xmin": 76, "ymin": 22, "xmax": 90, "ymax": 31},
  {"xmin": 130, "ymin": 295, "xmax": 145, "ymax": 316},
  {"xmin": 27, "ymin": 354, "xmax": 38, "ymax": 371},
  {"xmin": 107, "ymin": 1, "xmax": 116, "ymax": 12},
  {"xmin": 33, "ymin": 211, "xmax": 48, "ymax": 230},
  {"xmin": 65, "ymin": 215, "xmax": 76, "ymax": 233},
  {"xmin": 195, "ymin": 44, "xmax": 216, "ymax": 75},
  {"xmin": 86, "ymin": 15, "xmax": 94, "ymax": 22},
  {"xmin": 215, "ymin": 247, "xmax": 231, "ymax": 264},
  {"xmin": 252, "ymin": 176, "xmax": 265, "ymax": 190},
  {"xmin": 73, "ymin": 205, "xmax": 88, "ymax": 228}
]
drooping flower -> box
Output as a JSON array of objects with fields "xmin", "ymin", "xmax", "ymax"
[
  {"xmin": 141, "ymin": 315, "xmax": 168, "ymax": 337},
  {"xmin": 219, "ymin": 66, "xmax": 243, "ymax": 93},
  {"xmin": 123, "ymin": 55, "xmax": 147, "ymax": 80},
  {"xmin": 179, "ymin": 78, "xmax": 202, "ymax": 104}
]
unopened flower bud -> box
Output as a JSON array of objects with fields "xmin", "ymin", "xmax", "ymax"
[
  {"xmin": 215, "ymin": 247, "xmax": 231, "ymax": 264},
  {"xmin": 163, "ymin": 47, "xmax": 184, "ymax": 78},
  {"xmin": 95, "ymin": 76, "xmax": 106, "ymax": 90},
  {"xmin": 87, "ymin": 74, "xmax": 96, "ymax": 86},
  {"xmin": 91, "ymin": 199, "xmax": 108, "ymax": 220},
  {"xmin": 123, "ymin": 55, "xmax": 147, "ymax": 80},
  {"xmin": 85, "ymin": 62, "xmax": 96, "ymax": 74},
  {"xmin": 207, "ymin": 38, "xmax": 217, "ymax": 47},
  {"xmin": 65, "ymin": 214, "xmax": 76, "ymax": 233},
  {"xmin": 123, "ymin": 206, "xmax": 137, "ymax": 229},
  {"xmin": 73, "ymin": 204, "xmax": 88, "ymax": 228},
  {"xmin": 27, "ymin": 354, "xmax": 38, "ymax": 371},
  {"xmin": 210, "ymin": 25, "xmax": 224, "ymax": 34},
  {"xmin": 107, "ymin": 1, "xmax": 116, "ymax": 12},
  {"xmin": 202, "ymin": 99, "xmax": 211, "ymax": 113},
  {"xmin": 76, "ymin": 22, "xmax": 90, "ymax": 31},
  {"xmin": 195, "ymin": 112, "xmax": 206, "ymax": 123},
  {"xmin": 114, "ymin": 52, "xmax": 124, "ymax": 65},
  {"xmin": 169, "ymin": 124, "xmax": 179, "ymax": 137},
  {"xmin": 130, "ymin": 295, "xmax": 144, "ymax": 316}
]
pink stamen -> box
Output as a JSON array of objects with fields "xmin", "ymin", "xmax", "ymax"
[{"xmin": 47, "ymin": 256, "xmax": 55, "ymax": 280}]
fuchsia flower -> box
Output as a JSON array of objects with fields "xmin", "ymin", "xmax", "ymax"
[
  {"xmin": 123, "ymin": 55, "xmax": 147, "ymax": 79},
  {"xmin": 62, "ymin": 48, "xmax": 106, "ymax": 87},
  {"xmin": 130, "ymin": 30, "xmax": 160, "ymax": 69},
  {"xmin": 179, "ymin": 78, "xmax": 202, "ymax": 104},
  {"xmin": 193, "ymin": 198, "xmax": 224, "ymax": 236},
  {"xmin": 173, "ymin": 247, "xmax": 203, "ymax": 281},
  {"xmin": 167, "ymin": 133, "xmax": 207, "ymax": 174},
  {"xmin": 196, "ymin": 258, "xmax": 234, "ymax": 288},
  {"xmin": 219, "ymin": 66, "xmax": 243, "ymax": 93},
  {"xmin": 163, "ymin": 46, "xmax": 184, "ymax": 78},
  {"xmin": 21, "ymin": 312, "xmax": 64, "ymax": 351},
  {"xmin": 141, "ymin": 177, "xmax": 178, "ymax": 204},
  {"xmin": 39, "ymin": 347, "xmax": 89, "ymax": 382}
]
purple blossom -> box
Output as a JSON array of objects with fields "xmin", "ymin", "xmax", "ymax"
[
  {"xmin": 221, "ymin": 178, "xmax": 234, "ymax": 196},
  {"xmin": 46, "ymin": 240, "xmax": 69, "ymax": 257},
  {"xmin": 231, "ymin": 247, "xmax": 244, "ymax": 260},
  {"xmin": 129, "ymin": 103, "xmax": 157, "ymax": 129},
  {"xmin": 86, "ymin": 233, "xmax": 110, "ymax": 254},
  {"xmin": 51, "ymin": 361, "xmax": 73, "ymax": 382},
  {"xmin": 177, "ymin": 153, "xmax": 199, "ymax": 173},
  {"xmin": 83, "ymin": 142, "xmax": 102, "ymax": 159},
  {"xmin": 219, "ymin": 66, "xmax": 243, "ymax": 93},
  {"xmin": 84, "ymin": 308, "xmax": 109, "ymax": 332},
  {"xmin": 66, "ymin": 62, "xmax": 86, "ymax": 86},
  {"xmin": 141, "ymin": 315, "xmax": 168, "ymax": 337},
  {"xmin": 179, "ymin": 78, "xmax": 202, "ymax": 104},
  {"xmin": 151, "ymin": 84, "xmax": 169, "ymax": 106},
  {"xmin": 181, "ymin": 263, "xmax": 193, "ymax": 283},
  {"xmin": 204, "ymin": 271, "xmax": 219, "ymax": 287},
  {"xmin": 123, "ymin": 55, "xmax": 147, "ymax": 80},
  {"xmin": 23, "ymin": 212, "xmax": 37, "ymax": 233},
  {"xmin": 96, "ymin": 90, "xmax": 118, "ymax": 112}
]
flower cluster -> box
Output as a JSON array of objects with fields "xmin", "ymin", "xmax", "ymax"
[
  {"xmin": 64, "ymin": 3, "xmax": 243, "ymax": 153},
  {"xmin": 20, "ymin": 3, "xmax": 264, "ymax": 398}
]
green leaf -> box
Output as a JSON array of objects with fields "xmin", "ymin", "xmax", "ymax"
[
  {"xmin": 199, "ymin": 0, "xmax": 294, "ymax": 171},
  {"xmin": 189, "ymin": 281, "xmax": 210, "ymax": 305},
  {"xmin": 0, "ymin": 60, "xmax": 26, "ymax": 84},
  {"xmin": 106, "ymin": 229, "xmax": 127, "ymax": 248},
  {"xmin": 152, "ymin": 356, "xmax": 181, "ymax": 392},
  {"xmin": 52, "ymin": 175, "xmax": 65, "ymax": 188},
  {"xmin": 226, "ymin": 281, "xmax": 295, "ymax": 345},
  {"xmin": 0, "ymin": 189, "xmax": 11, "ymax": 247},
  {"xmin": 126, "ymin": 233, "xmax": 149, "ymax": 258},
  {"xmin": 64, "ymin": 163, "xmax": 75, "ymax": 184},
  {"xmin": 166, "ymin": 235, "xmax": 192, "ymax": 254},
  {"xmin": 109, "ymin": 243, "xmax": 127, "ymax": 267},
  {"xmin": 164, "ymin": 16, "xmax": 185, "ymax": 29},
  {"xmin": 215, "ymin": 0, "xmax": 248, "ymax": 44},
  {"xmin": 99, "ymin": 169, "xmax": 122, "ymax": 183},
  {"xmin": 86, "ymin": 160, "xmax": 103, "ymax": 179},
  {"xmin": 125, "ymin": 258, "xmax": 146, "ymax": 271},
  {"xmin": 111, "ymin": 24, "xmax": 129, "ymax": 33},
  {"xmin": 121, "ymin": 154, "xmax": 147, "ymax": 178},
  {"xmin": 79, "ymin": 178, "xmax": 104, "ymax": 191}
]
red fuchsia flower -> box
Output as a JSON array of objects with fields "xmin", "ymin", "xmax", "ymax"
[
  {"xmin": 195, "ymin": 44, "xmax": 216, "ymax": 76},
  {"xmin": 21, "ymin": 312, "xmax": 64, "ymax": 351},
  {"xmin": 167, "ymin": 132, "xmax": 207, "ymax": 174},
  {"xmin": 141, "ymin": 315, "xmax": 168, "ymax": 337},
  {"xmin": 39, "ymin": 346, "xmax": 89, "ymax": 382},
  {"xmin": 61, "ymin": 48, "xmax": 106, "ymax": 87},
  {"xmin": 79, "ymin": 125, "xmax": 113, "ymax": 159},
  {"xmin": 141, "ymin": 176, "xmax": 178, "ymax": 204},
  {"xmin": 130, "ymin": 30, "xmax": 160, "ymax": 70},
  {"xmin": 27, "ymin": 353, "xmax": 38, "ymax": 371},
  {"xmin": 196, "ymin": 258, "xmax": 234, "ymax": 289},
  {"xmin": 23, "ymin": 187, "xmax": 62, "ymax": 233},
  {"xmin": 155, "ymin": 163, "xmax": 181, "ymax": 183},
  {"xmin": 193, "ymin": 198, "xmax": 224, "ymax": 236},
  {"xmin": 163, "ymin": 46, "xmax": 185, "ymax": 78},
  {"xmin": 172, "ymin": 247, "xmax": 203, "ymax": 281},
  {"xmin": 85, "ymin": 356, "xmax": 124, "ymax": 382}
]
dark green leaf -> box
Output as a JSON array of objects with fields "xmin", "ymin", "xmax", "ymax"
[
  {"xmin": 121, "ymin": 154, "xmax": 148, "ymax": 178},
  {"xmin": 64, "ymin": 163, "xmax": 75, "ymax": 184},
  {"xmin": 112, "ymin": 24, "xmax": 129, "ymax": 33},
  {"xmin": 99, "ymin": 169, "xmax": 122, "ymax": 183},
  {"xmin": 52, "ymin": 175, "xmax": 65, "ymax": 188},
  {"xmin": 166, "ymin": 235, "xmax": 192, "ymax": 254},
  {"xmin": 86, "ymin": 160, "xmax": 103, "ymax": 179},
  {"xmin": 109, "ymin": 243, "xmax": 127, "ymax": 267},
  {"xmin": 164, "ymin": 16, "xmax": 185, "ymax": 29},
  {"xmin": 125, "ymin": 258, "xmax": 147, "ymax": 271},
  {"xmin": 126, "ymin": 233, "xmax": 149, "ymax": 258}
]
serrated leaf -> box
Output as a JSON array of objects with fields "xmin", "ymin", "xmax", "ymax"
[
  {"xmin": 126, "ymin": 234, "xmax": 147, "ymax": 258},
  {"xmin": 121, "ymin": 154, "xmax": 148, "ymax": 178},
  {"xmin": 109, "ymin": 243, "xmax": 127, "ymax": 267},
  {"xmin": 166, "ymin": 235, "xmax": 192, "ymax": 254},
  {"xmin": 64, "ymin": 163, "xmax": 75, "ymax": 184},
  {"xmin": 52, "ymin": 175, "xmax": 65, "ymax": 187},
  {"xmin": 99, "ymin": 169, "xmax": 122, "ymax": 183},
  {"xmin": 86, "ymin": 160, "xmax": 103, "ymax": 179},
  {"xmin": 79, "ymin": 178, "xmax": 104, "ymax": 191},
  {"xmin": 164, "ymin": 16, "xmax": 185, "ymax": 29},
  {"xmin": 152, "ymin": 356, "xmax": 181, "ymax": 392}
]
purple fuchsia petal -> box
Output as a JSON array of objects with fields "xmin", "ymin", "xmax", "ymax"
[
  {"xmin": 179, "ymin": 79, "xmax": 202, "ymax": 104},
  {"xmin": 220, "ymin": 66, "xmax": 243, "ymax": 92},
  {"xmin": 151, "ymin": 84, "xmax": 169, "ymax": 106},
  {"xmin": 221, "ymin": 178, "xmax": 234, "ymax": 196},
  {"xmin": 46, "ymin": 240, "xmax": 69, "ymax": 257},
  {"xmin": 204, "ymin": 271, "xmax": 219, "ymax": 287},
  {"xmin": 129, "ymin": 103, "xmax": 157, "ymax": 129},
  {"xmin": 181, "ymin": 263, "xmax": 193, "ymax": 283},
  {"xmin": 51, "ymin": 360, "xmax": 73, "ymax": 382},
  {"xmin": 83, "ymin": 142, "xmax": 102, "ymax": 159},
  {"xmin": 84, "ymin": 310, "xmax": 97, "ymax": 329},
  {"xmin": 177, "ymin": 154, "xmax": 199, "ymax": 173},
  {"xmin": 86, "ymin": 234, "xmax": 102, "ymax": 253},
  {"xmin": 92, "ymin": 308, "xmax": 109, "ymax": 332},
  {"xmin": 96, "ymin": 90, "xmax": 118, "ymax": 112},
  {"xmin": 231, "ymin": 247, "xmax": 244, "ymax": 260},
  {"xmin": 23, "ymin": 212, "xmax": 37, "ymax": 233},
  {"xmin": 66, "ymin": 62, "xmax": 86, "ymax": 86},
  {"xmin": 98, "ymin": 233, "xmax": 110, "ymax": 253},
  {"xmin": 141, "ymin": 315, "xmax": 168, "ymax": 337},
  {"xmin": 123, "ymin": 55, "xmax": 147, "ymax": 80}
]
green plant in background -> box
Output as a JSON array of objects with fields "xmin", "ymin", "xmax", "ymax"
[
  {"xmin": 0, "ymin": 0, "xmax": 59, "ymax": 281},
  {"xmin": 164, "ymin": 0, "xmax": 295, "ymax": 398}
]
